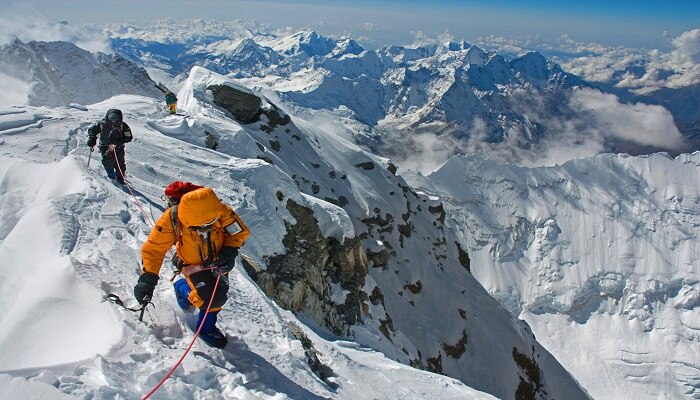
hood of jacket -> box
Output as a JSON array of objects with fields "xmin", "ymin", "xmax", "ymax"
[{"xmin": 177, "ymin": 187, "xmax": 226, "ymax": 228}]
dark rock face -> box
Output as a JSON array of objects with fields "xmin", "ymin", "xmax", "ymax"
[
  {"xmin": 241, "ymin": 199, "xmax": 367, "ymax": 335},
  {"xmin": 209, "ymin": 84, "xmax": 293, "ymax": 134},
  {"xmin": 208, "ymin": 84, "xmax": 263, "ymax": 123},
  {"xmin": 513, "ymin": 347, "xmax": 544, "ymax": 400}
]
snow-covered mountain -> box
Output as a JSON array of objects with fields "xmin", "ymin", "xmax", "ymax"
[
  {"xmin": 0, "ymin": 58, "xmax": 591, "ymax": 399},
  {"xmin": 116, "ymin": 26, "xmax": 587, "ymax": 134},
  {"xmin": 406, "ymin": 152, "xmax": 700, "ymax": 400},
  {"xmin": 105, "ymin": 21, "xmax": 695, "ymax": 170},
  {"xmin": 0, "ymin": 39, "xmax": 162, "ymax": 107}
]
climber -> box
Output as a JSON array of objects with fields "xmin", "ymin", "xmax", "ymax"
[
  {"xmin": 165, "ymin": 91, "xmax": 178, "ymax": 115},
  {"xmin": 87, "ymin": 109, "xmax": 133, "ymax": 184},
  {"xmin": 134, "ymin": 181, "xmax": 250, "ymax": 348}
]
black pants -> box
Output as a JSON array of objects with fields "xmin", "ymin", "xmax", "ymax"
[{"xmin": 100, "ymin": 145, "xmax": 126, "ymax": 181}]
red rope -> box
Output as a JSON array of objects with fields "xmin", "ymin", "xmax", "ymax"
[
  {"xmin": 141, "ymin": 272, "xmax": 222, "ymax": 400},
  {"xmin": 113, "ymin": 147, "xmax": 155, "ymax": 227}
]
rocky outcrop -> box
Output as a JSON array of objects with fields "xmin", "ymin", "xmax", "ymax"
[
  {"xmin": 241, "ymin": 199, "xmax": 367, "ymax": 335},
  {"xmin": 208, "ymin": 83, "xmax": 292, "ymax": 129},
  {"xmin": 209, "ymin": 84, "xmax": 263, "ymax": 123}
]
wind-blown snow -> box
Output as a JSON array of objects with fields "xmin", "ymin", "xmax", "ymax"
[{"xmin": 0, "ymin": 159, "xmax": 122, "ymax": 371}]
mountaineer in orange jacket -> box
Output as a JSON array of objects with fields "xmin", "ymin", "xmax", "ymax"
[{"xmin": 134, "ymin": 181, "xmax": 250, "ymax": 348}]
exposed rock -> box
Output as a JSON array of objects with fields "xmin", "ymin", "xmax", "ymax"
[
  {"xmin": 355, "ymin": 161, "xmax": 375, "ymax": 170},
  {"xmin": 366, "ymin": 247, "xmax": 390, "ymax": 268},
  {"xmin": 369, "ymin": 286, "xmax": 385, "ymax": 305},
  {"xmin": 513, "ymin": 347, "xmax": 545, "ymax": 400},
  {"xmin": 204, "ymin": 131, "xmax": 218, "ymax": 150},
  {"xmin": 323, "ymin": 196, "xmax": 349, "ymax": 207},
  {"xmin": 287, "ymin": 320, "xmax": 337, "ymax": 387},
  {"xmin": 428, "ymin": 204, "xmax": 446, "ymax": 224},
  {"xmin": 361, "ymin": 212, "xmax": 393, "ymax": 227},
  {"xmin": 208, "ymin": 84, "xmax": 262, "ymax": 123},
  {"xmin": 263, "ymin": 107, "xmax": 292, "ymax": 130},
  {"xmin": 455, "ymin": 241, "xmax": 471, "ymax": 272},
  {"xmin": 243, "ymin": 199, "xmax": 367, "ymax": 335},
  {"xmin": 387, "ymin": 162, "xmax": 398, "ymax": 175},
  {"xmin": 427, "ymin": 353, "xmax": 443, "ymax": 374},
  {"xmin": 443, "ymin": 330, "xmax": 468, "ymax": 359},
  {"xmin": 379, "ymin": 313, "xmax": 395, "ymax": 341},
  {"xmin": 403, "ymin": 280, "xmax": 422, "ymax": 294}
]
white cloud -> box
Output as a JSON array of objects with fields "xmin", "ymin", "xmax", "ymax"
[
  {"xmin": 0, "ymin": 12, "xmax": 111, "ymax": 53},
  {"xmin": 395, "ymin": 131, "xmax": 465, "ymax": 174},
  {"xmin": 362, "ymin": 22, "xmax": 377, "ymax": 32},
  {"xmin": 554, "ymin": 29, "xmax": 700, "ymax": 93},
  {"xmin": 568, "ymin": 88, "xmax": 686, "ymax": 150},
  {"xmin": 0, "ymin": 71, "xmax": 30, "ymax": 106},
  {"xmin": 392, "ymin": 87, "xmax": 686, "ymax": 173}
]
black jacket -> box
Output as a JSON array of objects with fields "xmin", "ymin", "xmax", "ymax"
[{"xmin": 87, "ymin": 119, "xmax": 133, "ymax": 148}]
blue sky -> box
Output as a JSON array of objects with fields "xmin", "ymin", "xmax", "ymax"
[{"xmin": 1, "ymin": 0, "xmax": 698, "ymax": 50}]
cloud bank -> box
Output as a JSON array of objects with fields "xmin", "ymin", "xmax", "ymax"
[
  {"xmin": 388, "ymin": 88, "xmax": 685, "ymax": 174},
  {"xmin": 553, "ymin": 29, "xmax": 700, "ymax": 94},
  {"xmin": 0, "ymin": 12, "xmax": 110, "ymax": 53},
  {"xmin": 617, "ymin": 29, "xmax": 700, "ymax": 92}
]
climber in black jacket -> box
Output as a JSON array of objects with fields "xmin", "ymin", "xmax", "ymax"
[{"xmin": 87, "ymin": 109, "xmax": 133, "ymax": 184}]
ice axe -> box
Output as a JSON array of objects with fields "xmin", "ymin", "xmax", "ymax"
[
  {"xmin": 139, "ymin": 295, "xmax": 150, "ymax": 322},
  {"xmin": 104, "ymin": 293, "xmax": 154, "ymax": 323},
  {"xmin": 87, "ymin": 147, "xmax": 94, "ymax": 167}
]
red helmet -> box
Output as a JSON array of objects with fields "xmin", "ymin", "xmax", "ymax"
[{"xmin": 163, "ymin": 181, "xmax": 203, "ymax": 205}]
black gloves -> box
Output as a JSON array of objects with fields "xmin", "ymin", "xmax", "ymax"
[
  {"xmin": 134, "ymin": 272, "xmax": 159, "ymax": 305},
  {"xmin": 217, "ymin": 247, "xmax": 239, "ymax": 273},
  {"xmin": 87, "ymin": 137, "xmax": 96, "ymax": 147}
]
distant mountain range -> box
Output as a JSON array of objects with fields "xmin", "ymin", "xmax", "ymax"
[
  {"xmin": 4, "ymin": 24, "xmax": 696, "ymax": 165},
  {"xmin": 107, "ymin": 26, "xmax": 699, "ymax": 161}
]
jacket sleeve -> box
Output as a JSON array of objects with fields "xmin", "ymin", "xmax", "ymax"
[
  {"xmin": 87, "ymin": 123, "xmax": 100, "ymax": 145},
  {"xmin": 120, "ymin": 122, "xmax": 133, "ymax": 144},
  {"xmin": 141, "ymin": 209, "xmax": 177, "ymax": 275},
  {"xmin": 219, "ymin": 205, "xmax": 250, "ymax": 248}
]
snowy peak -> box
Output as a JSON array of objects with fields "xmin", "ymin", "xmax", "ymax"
[
  {"xmin": 330, "ymin": 36, "xmax": 365, "ymax": 58},
  {"xmin": 187, "ymin": 38, "xmax": 280, "ymax": 77},
  {"xmin": 0, "ymin": 39, "xmax": 161, "ymax": 107},
  {"xmin": 275, "ymin": 30, "xmax": 337, "ymax": 57},
  {"xmin": 510, "ymin": 51, "xmax": 549, "ymax": 82},
  {"xmin": 463, "ymin": 45, "xmax": 489, "ymax": 65},
  {"xmin": 101, "ymin": 21, "xmax": 695, "ymax": 164},
  {"xmin": 443, "ymin": 40, "xmax": 472, "ymax": 52}
]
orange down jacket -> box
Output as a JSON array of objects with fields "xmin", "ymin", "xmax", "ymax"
[{"xmin": 141, "ymin": 187, "xmax": 250, "ymax": 276}]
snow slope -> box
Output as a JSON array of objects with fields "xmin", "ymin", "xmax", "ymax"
[
  {"xmin": 0, "ymin": 100, "xmax": 497, "ymax": 399},
  {"xmin": 415, "ymin": 153, "xmax": 700, "ymax": 399}
]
